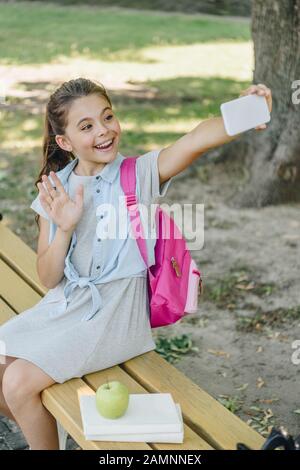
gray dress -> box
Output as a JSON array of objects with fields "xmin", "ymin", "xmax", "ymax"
[{"xmin": 0, "ymin": 153, "xmax": 172, "ymax": 384}]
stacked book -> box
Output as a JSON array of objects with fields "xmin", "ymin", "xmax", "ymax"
[{"xmin": 79, "ymin": 392, "xmax": 184, "ymax": 443}]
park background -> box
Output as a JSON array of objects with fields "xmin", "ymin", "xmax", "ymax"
[{"xmin": 0, "ymin": 0, "xmax": 299, "ymax": 449}]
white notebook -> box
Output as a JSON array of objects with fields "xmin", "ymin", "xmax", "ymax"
[
  {"xmin": 84, "ymin": 404, "xmax": 184, "ymax": 443},
  {"xmin": 79, "ymin": 393, "xmax": 183, "ymax": 436}
]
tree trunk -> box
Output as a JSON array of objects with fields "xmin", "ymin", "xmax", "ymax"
[{"xmin": 208, "ymin": 0, "xmax": 300, "ymax": 207}]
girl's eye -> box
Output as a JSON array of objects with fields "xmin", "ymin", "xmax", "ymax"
[
  {"xmin": 81, "ymin": 115, "xmax": 113, "ymax": 130},
  {"xmin": 81, "ymin": 124, "xmax": 92, "ymax": 131}
]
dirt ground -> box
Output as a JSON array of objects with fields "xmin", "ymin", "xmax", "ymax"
[{"xmin": 152, "ymin": 158, "xmax": 300, "ymax": 439}]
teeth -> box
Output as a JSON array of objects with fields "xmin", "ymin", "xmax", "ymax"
[{"xmin": 95, "ymin": 139, "xmax": 113, "ymax": 149}]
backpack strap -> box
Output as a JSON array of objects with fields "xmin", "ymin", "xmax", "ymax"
[{"xmin": 120, "ymin": 157, "xmax": 149, "ymax": 268}]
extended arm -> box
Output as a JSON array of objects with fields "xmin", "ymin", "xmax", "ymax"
[{"xmin": 158, "ymin": 84, "xmax": 272, "ymax": 184}]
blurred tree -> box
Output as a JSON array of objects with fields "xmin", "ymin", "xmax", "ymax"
[
  {"xmin": 20, "ymin": 0, "xmax": 251, "ymax": 17},
  {"xmin": 210, "ymin": 0, "xmax": 300, "ymax": 207}
]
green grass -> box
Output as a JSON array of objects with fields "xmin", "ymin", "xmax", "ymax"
[
  {"xmin": 0, "ymin": 2, "xmax": 250, "ymax": 65},
  {"xmin": 153, "ymin": 333, "xmax": 199, "ymax": 364},
  {"xmin": 217, "ymin": 394, "xmax": 243, "ymax": 414},
  {"xmin": 0, "ymin": 76, "xmax": 247, "ymax": 149},
  {"xmin": 203, "ymin": 265, "xmax": 277, "ymax": 309},
  {"xmin": 236, "ymin": 306, "xmax": 300, "ymax": 333}
]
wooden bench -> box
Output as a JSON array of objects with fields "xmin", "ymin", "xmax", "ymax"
[{"xmin": 0, "ymin": 217, "xmax": 265, "ymax": 450}]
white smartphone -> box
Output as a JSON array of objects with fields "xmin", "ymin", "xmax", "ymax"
[{"xmin": 220, "ymin": 94, "xmax": 271, "ymax": 136}]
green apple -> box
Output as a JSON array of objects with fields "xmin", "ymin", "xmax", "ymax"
[{"xmin": 96, "ymin": 381, "xmax": 129, "ymax": 419}]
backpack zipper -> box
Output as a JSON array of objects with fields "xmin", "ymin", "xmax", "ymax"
[{"xmin": 171, "ymin": 256, "xmax": 181, "ymax": 277}]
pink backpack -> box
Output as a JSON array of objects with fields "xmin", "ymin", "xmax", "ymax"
[{"xmin": 120, "ymin": 156, "xmax": 203, "ymax": 328}]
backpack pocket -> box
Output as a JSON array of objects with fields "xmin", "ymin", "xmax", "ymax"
[{"xmin": 184, "ymin": 259, "xmax": 202, "ymax": 314}]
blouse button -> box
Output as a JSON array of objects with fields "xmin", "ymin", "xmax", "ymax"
[
  {"xmin": 96, "ymin": 265, "xmax": 100, "ymax": 269},
  {"xmin": 96, "ymin": 189, "xmax": 100, "ymax": 193},
  {"xmin": 96, "ymin": 176, "xmax": 100, "ymax": 180},
  {"xmin": 97, "ymin": 238, "xmax": 101, "ymax": 242}
]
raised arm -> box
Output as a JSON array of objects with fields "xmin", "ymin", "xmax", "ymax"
[
  {"xmin": 158, "ymin": 84, "xmax": 272, "ymax": 184},
  {"xmin": 36, "ymin": 217, "xmax": 74, "ymax": 289},
  {"xmin": 35, "ymin": 171, "xmax": 84, "ymax": 289}
]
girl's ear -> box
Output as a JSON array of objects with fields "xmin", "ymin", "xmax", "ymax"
[{"xmin": 55, "ymin": 134, "xmax": 72, "ymax": 152}]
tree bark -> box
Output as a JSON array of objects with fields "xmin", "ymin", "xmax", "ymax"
[{"xmin": 208, "ymin": 0, "xmax": 300, "ymax": 207}]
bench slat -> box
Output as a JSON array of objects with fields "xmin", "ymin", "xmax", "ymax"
[
  {"xmin": 0, "ymin": 298, "xmax": 16, "ymax": 324},
  {"xmin": 0, "ymin": 260, "xmax": 41, "ymax": 312},
  {"xmin": 0, "ymin": 223, "xmax": 46, "ymax": 296}
]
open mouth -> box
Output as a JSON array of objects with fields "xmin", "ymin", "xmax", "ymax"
[{"xmin": 94, "ymin": 138, "xmax": 115, "ymax": 152}]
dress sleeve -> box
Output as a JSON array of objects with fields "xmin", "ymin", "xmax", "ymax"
[
  {"xmin": 135, "ymin": 148, "xmax": 173, "ymax": 203},
  {"xmin": 30, "ymin": 193, "xmax": 51, "ymax": 221}
]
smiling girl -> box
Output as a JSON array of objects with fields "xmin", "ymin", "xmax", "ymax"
[{"xmin": 0, "ymin": 78, "xmax": 272, "ymax": 449}]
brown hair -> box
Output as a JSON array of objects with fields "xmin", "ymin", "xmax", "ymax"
[{"xmin": 33, "ymin": 77, "xmax": 112, "ymax": 229}]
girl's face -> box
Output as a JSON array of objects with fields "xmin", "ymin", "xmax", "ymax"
[{"xmin": 56, "ymin": 93, "xmax": 121, "ymax": 165}]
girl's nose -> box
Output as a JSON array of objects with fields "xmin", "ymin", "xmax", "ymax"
[{"xmin": 97, "ymin": 125, "xmax": 109, "ymax": 136}]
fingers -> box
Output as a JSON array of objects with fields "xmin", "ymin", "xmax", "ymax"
[
  {"xmin": 241, "ymin": 83, "xmax": 271, "ymax": 97},
  {"xmin": 255, "ymin": 124, "xmax": 267, "ymax": 130},
  {"xmin": 38, "ymin": 171, "xmax": 63, "ymax": 213},
  {"xmin": 257, "ymin": 83, "xmax": 270, "ymax": 93},
  {"xmin": 240, "ymin": 85, "xmax": 256, "ymax": 96},
  {"xmin": 49, "ymin": 171, "xmax": 66, "ymax": 195},
  {"xmin": 37, "ymin": 181, "xmax": 52, "ymax": 213},
  {"xmin": 41, "ymin": 174, "xmax": 57, "ymax": 199},
  {"xmin": 240, "ymin": 82, "xmax": 272, "ymax": 117},
  {"xmin": 256, "ymin": 84, "xmax": 272, "ymax": 104},
  {"xmin": 255, "ymin": 83, "xmax": 272, "ymax": 115}
]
